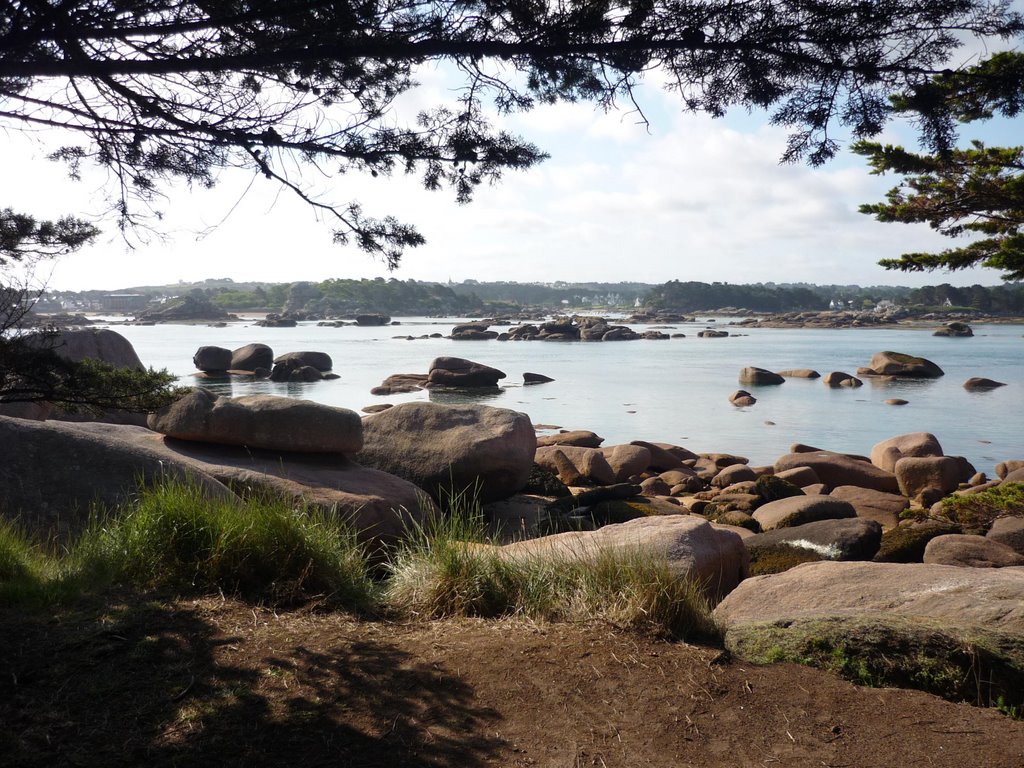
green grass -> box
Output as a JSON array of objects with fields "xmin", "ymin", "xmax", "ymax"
[
  {"xmin": 1, "ymin": 479, "xmax": 377, "ymax": 612},
  {"xmin": 0, "ymin": 519, "xmax": 61, "ymax": 605},
  {"xmin": 2, "ymin": 477, "xmax": 718, "ymax": 640},
  {"xmin": 385, "ymin": 495, "xmax": 719, "ymax": 640},
  {"xmin": 724, "ymin": 616, "xmax": 1024, "ymax": 714}
]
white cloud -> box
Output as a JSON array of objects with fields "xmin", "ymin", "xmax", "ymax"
[{"xmin": 2, "ymin": 71, "xmax": 1011, "ymax": 290}]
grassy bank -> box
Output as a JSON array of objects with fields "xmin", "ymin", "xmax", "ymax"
[
  {"xmin": 3, "ymin": 479, "xmax": 1021, "ymax": 718},
  {"xmin": 0, "ymin": 478, "xmax": 716, "ymax": 640}
]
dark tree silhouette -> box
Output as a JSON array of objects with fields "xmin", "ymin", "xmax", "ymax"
[
  {"xmin": 856, "ymin": 52, "xmax": 1024, "ymax": 281},
  {"xmin": 2, "ymin": 0, "xmax": 1021, "ymax": 265}
]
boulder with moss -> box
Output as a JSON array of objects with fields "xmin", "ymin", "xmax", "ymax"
[{"xmin": 714, "ymin": 561, "xmax": 1024, "ymax": 708}]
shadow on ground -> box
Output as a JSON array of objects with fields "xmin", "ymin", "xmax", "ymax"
[{"xmin": 0, "ymin": 596, "xmax": 504, "ymax": 767}]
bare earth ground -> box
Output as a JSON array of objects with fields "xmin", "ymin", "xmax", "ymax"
[{"xmin": 2, "ymin": 596, "xmax": 1023, "ymax": 768}]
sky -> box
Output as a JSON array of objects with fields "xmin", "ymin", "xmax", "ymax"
[{"xmin": 5, "ymin": 36, "xmax": 1022, "ymax": 292}]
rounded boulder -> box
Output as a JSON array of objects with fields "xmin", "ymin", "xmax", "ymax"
[
  {"xmin": 148, "ymin": 389, "xmax": 363, "ymax": 453},
  {"xmin": 356, "ymin": 401, "xmax": 536, "ymax": 502}
]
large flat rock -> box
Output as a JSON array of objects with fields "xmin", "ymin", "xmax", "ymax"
[
  {"xmin": 714, "ymin": 561, "xmax": 1024, "ymax": 634},
  {"xmin": 0, "ymin": 416, "xmax": 427, "ymax": 544}
]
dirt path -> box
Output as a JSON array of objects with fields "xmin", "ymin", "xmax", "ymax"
[{"xmin": 2, "ymin": 596, "xmax": 1022, "ymax": 767}]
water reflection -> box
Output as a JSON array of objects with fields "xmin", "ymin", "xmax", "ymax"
[
  {"xmin": 427, "ymin": 386, "xmax": 505, "ymax": 404},
  {"xmin": 194, "ymin": 376, "xmax": 321, "ymax": 400}
]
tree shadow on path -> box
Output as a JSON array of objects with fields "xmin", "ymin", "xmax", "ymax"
[{"xmin": 0, "ymin": 596, "xmax": 505, "ymax": 767}]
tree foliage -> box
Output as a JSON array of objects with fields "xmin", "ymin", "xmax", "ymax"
[
  {"xmin": 0, "ymin": 208, "xmax": 100, "ymax": 264},
  {"xmin": 0, "ymin": 287, "xmax": 180, "ymax": 413},
  {"xmin": 645, "ymin": 280, "xmax": 826, "ymax": 311},
  {"xmin": 855, "ymin": 52, "xmax": 1024, "ymax": 281},
  {"xmin": 2, "ymin": 0, "xmax": 1021, "ymax": 265}
]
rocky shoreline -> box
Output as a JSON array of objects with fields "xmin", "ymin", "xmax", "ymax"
[{"xmin": 2, "ymin": 328, "xmax": 1022, "ymax": 712}]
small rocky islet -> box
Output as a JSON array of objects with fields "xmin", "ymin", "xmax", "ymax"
[{"xmin": 2, "ymin": 326, "xmax": 1022, "ymax": 711}]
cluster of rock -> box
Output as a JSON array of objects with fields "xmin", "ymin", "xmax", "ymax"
[
  {"xmin": 371, "ymin": 356, "xmax": 550, "ymax": 394},
  {"xmin": 727, "ymin": 351, "xmax": 1005, "ymax": 406},
  {"xmin": 3, "ymin": 328, "xmax": 1022, "ymax": 703},
  {"xmin": 451, "ymin": 317, "xmax": 677, "ymax": 342},
  {"xmin": 734, "ymin": 309, "xmax": 911, "ymax": 329},
  {"xmin": 517, "ymin": 425, "xmax": 1024, "ymax": 697},
  {"xmin": 255, "ymin": 311, "xmax": 394, "ymax": 328},
  {"xmin": 192, "ymin": 343, "xmax": 338, "ymax": 383}
]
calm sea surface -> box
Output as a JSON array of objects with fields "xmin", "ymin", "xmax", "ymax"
[{"xmin": 106, "ymin": 317, "xmax": 1024, "ymax": 475}]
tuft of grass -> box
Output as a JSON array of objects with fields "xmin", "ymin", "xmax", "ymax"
[
  {"xmin": 386, "ymin": 496, "xmax": 719, "ymax": 640},
  {"xmin": 0, "ymin": 519, "xmax": 62, "ymax": 606},
  {"xmin": 62, "ymin": 479, "xmax": 377, "ymax": 611}
]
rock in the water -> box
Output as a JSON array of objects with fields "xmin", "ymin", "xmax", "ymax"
[
  {"xmin": 822, "ymin": 371, "xmax": 861, "ymax": 387},
  {"xmin": 231, "ymin": 343, "xmax": 274, "ymax": 371},
  {"xmin": 371, "ymin": 373, "xmax": 429, "ymax": 395},
  {"xmin": 523, "ymin": 372, "xmax": 554, "ymax": 384},
  {"xmin": 885, "ymin": 398, "xmax": 909, "ymax": 406},
  {"xmin": 923, "ymin": 534, "xmax": 1024, "ymax": 567},
  {"xmin": 148, "ymin": 389, "xmax": 363, "ymax": 453},
  {"xmin": 777, "ymin": 369, "xmax": 820, "ymax": 379},
  {"xmin": 193, "ymin": 345, "xmax": 232, "ymax": 372},
  {"xmin": 355, "ymin": 313, "xmax": 390, "ymax": 326},
  {"xmin": 738, "ymin": 367, "xmax": 784, "ymax": 385},
  {"xmin": 273, "ymin": 351, "xmax": 333, "ymax": 371},
  {"xmin": 426, "ymin": 357, "xmax": 506, "ymax": 388},
  {"xmin": 963, "ymin": 377, "xmax": 1007, "ymax": 391},
  {"xmin": 775, "ymin": 451, "xmax": 898, "ymax": 494},
  {"xmin": 357, "ymin": 402, "xmax": 535, "ymax": 502},
  {"xmin": 864, "ymin": 351, "xmax": 944, "ymax": 378},
  {"xmin": 752, "ymin": 495, "xmax": 857, "ymax": 531},
  {"xmin": 495, "ymin": 516, "xmax": 748, "ymax": 601},
  {"xmin": 934, "ymin": 322, "xmax": 973, "ymax": 337},
  {"xmin": 729, "ymin": 390, "xmax": 757, "ymax": 406}
]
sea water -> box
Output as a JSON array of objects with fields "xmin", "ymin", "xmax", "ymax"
[{"xmin": 107, "ymin": 317, "xmax": 1023, "ymax": 475}]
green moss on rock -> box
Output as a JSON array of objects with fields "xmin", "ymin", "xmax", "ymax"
[
  {"xmin": 724, "ymin": 615, "xmax": 1024, "ymax": 711},
  {"xmin": 748, "ymin": 544, "xmax": 823, "ymax": 575},
  {"xmin": 755, "ymin": 475, "xmax": 805, "ymax": 503},
  {"xmin": 523, "ymin": 464, "xmax": 572, "ymax": 498},
  {"xmin": 874, "ymin": 521, "xmax": 960, "ymax": 563}
]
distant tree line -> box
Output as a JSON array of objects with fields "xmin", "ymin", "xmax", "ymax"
[
  {"xmin": 643, "ymin": 281, "xmax": 1024, "ymax": 314},
  {"xmin": 43, "ymin": 279, "xmax": 1024, "ymax": 316}
]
